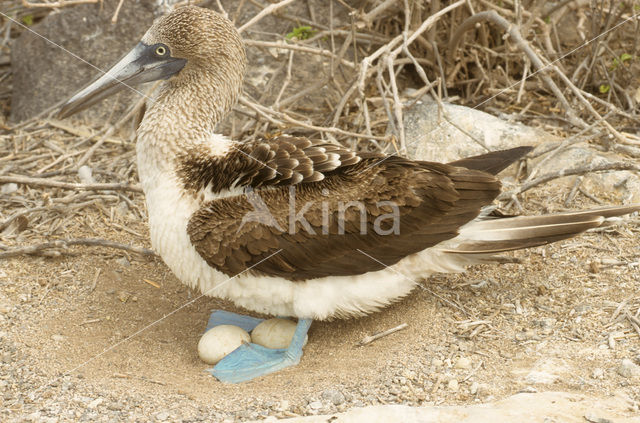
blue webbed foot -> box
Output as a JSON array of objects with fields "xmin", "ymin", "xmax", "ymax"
[{"xmin": 210, "ymin": 318, "xmax": 312, "ymax": 383}]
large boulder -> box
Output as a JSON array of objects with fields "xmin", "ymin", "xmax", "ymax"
[
  {"xmin": 404, "ymin": 97, "xmax": 557, "ymax": 162},
  {"xmin": 532, "ymin": 144, "xmax": 640, "ymax": 203},
  {"xmin": 404, "ymin": 98, "xmax": 640, "ymax": 203},
  {"xmin": 10, "ymin": 0, "xmax": 157, "ymax": 123}
]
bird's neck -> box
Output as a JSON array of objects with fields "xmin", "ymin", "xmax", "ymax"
[
  {"xmin": 135, "ymin": 69, "xmax": 240, "ymax": 190},
  {"xmin": 137, "ymin": 67, "xmax": 241, "ymax": 152}
]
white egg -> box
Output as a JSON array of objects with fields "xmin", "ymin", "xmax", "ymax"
[
  {"xmin": 251, "ymin": 318, "xmax": 307, "ymax": 349},
  {"xmin": 197, "ymin": 325, "xmax": 250, "ymax": 365}
]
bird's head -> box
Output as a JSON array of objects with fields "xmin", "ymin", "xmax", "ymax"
[{"xmin": 58, "ymin": 6, "xmax": 247, "ymax": 119}]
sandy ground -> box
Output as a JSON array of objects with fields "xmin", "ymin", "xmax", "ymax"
[{"xmin": 1, "ymin": 182, "xmax": 640, "ymax": 422}]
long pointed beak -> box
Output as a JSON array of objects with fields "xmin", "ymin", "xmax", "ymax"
[{"xmin": 58, "ymin": 42, "xmax": 187, "ymax": 119}]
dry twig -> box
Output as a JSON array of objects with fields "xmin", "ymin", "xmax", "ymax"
[
  {"xmin": 21, "ymin": 0, "xmax": 98, "ymax": 8},
  {"xmin": 0, "ymin": 238, "xmax": 155, "ymax": 259},
  {"xmin": 0, "ymin": 175, "xmax": 141, "ymax": 193},
  {"xmin": 358, "ymin": 323, "xmax": 408, "ymax": 346}
]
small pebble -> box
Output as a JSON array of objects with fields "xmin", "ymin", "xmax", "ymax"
[
  {"xmin": 51, "ymin": 334, "xmax": 65, "ymax": 342},
  {"xmin": 591, "ymin": 368, "xmax": 605, "ymax": 379},
  {"xmin": 115, "ymin": 257, "xmax": 131, "ymax": 267},
  {"xmin": 321, "ymin": 389, "xmax": 345, "ymax": 405},
  {"xmin": 198, "ymin": 325, "xmax": 250, "ymax": 365},
  {"xmin": 107, "ymin": 401, "xmax": 123, "ymax": 411},
  {"xmin": 616, "ymin": 359, "xmax": 640, "ymax": 378},
  {"xmin": 155, "ymin": 411, "xmax": 170, "ymax": 421},
  {"xmin": 584, "ymin": 413, "xmax": 615, "ymax": 423},
  {"xmin": 536, "ymin": 318, "xmax": 556, "ymax": 335},
  {"xmin": 516, "ymin": 330, "xmax": 540, "ymax": 341},
  {"xmin": 525, "ymin": 370, "xmax": 558, "ymax": 385},
  {"xmin": 251, "ymin": 318, "xmax": 307, "ymax": 349},
  {"xmin": 469, "ymin": 381, "xmax": 479, "ymax": 395},
  {"xmin": 447, "ymin": 378, "xmax": 459, "ymax": 392},
  {"xmin": 308, "ymin": 400, "xmax": 322, "ymax": 410},
  {"xmin": 87, "ymin": 398, "xmax": 103, "ymax": 409},
  {"xmin": 455, "ymin": 357, "xmax": 472, "ymax": 369},
  {"xmin": 116, "ymin": 291, "xmax": 130, "ymax": 303}
]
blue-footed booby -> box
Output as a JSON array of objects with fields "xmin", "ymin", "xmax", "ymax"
[{"xmin": 59, "ymin": 6, "xmax": 640, "ymax": 383}]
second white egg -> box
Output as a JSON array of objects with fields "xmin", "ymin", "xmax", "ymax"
[{"xmin": 251, "ymin": 318, "xmax": 308, "ymax": 349}]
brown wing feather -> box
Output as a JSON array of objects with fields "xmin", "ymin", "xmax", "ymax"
[
  {"xmin": 177, "ymin": 136, "xmax": 363, "ymax": 194},
  {"xmin": 187, "ymin": 156, "xmax": 502, "ymax": 281}
]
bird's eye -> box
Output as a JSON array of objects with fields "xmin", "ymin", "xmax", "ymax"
[{"xmin": 155, "ymin": 45, "xmax": 167, "ymax": 56}]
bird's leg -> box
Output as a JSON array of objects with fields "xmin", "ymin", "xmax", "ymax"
[{"xmin": 210, "ymin": 318, "xmax": 313, "ymax": 383}]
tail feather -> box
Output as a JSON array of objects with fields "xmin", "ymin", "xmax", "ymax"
[
  {"xmin": 443, "ymin": 205, "xmax": 640, "ymax": 255},
  {"xmin": 447, "ymin": 146, "xmax": 533, "ymax": 175}
]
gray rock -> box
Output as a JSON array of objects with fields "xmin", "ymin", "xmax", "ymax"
[
  {"xmin": 616, "ymin": 359, "xmax": 640, "ymax": 378},
  {"xmin": 533, "ymin": 145, "xmax": 640, "ymax": 203},
  {"xmin": 11, "ymin": 0, "xmax": 156, "ymax": 123},
  {"xmin": 405, "ymin": 97, "xmax": 556, "ymax": 162}
]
